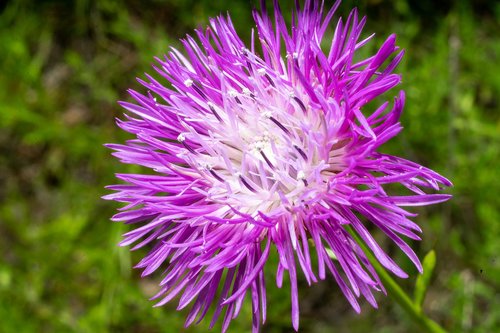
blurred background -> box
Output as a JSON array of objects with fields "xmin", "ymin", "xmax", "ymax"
[{"xmin": 0, "ymin": 0, "xmax": 499, "ymax": 332}]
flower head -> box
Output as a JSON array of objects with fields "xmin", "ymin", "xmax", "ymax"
[{"xmin": 104, "ymin": 0, "xmax": 451, "ymax": 331}]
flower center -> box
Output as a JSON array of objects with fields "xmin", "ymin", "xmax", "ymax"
[{"xmin": 177, "ymin": 79, "xmax": 347, "ymax": 216}]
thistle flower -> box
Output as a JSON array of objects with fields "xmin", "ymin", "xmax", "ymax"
[{"xmin": 104, "ymin": 0, "xmax": 451, "ymax": 331}]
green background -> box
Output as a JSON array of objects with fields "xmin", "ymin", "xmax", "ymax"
[{"xmin": 0, "ymin": 0, "xmax": 499, "ymax": 332}]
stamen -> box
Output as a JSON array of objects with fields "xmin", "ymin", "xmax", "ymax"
[
  {"xmin": 294, "ymin": 145, "xmax": 307, "ymax": 160},
  {"xmin": 246, "ymin": 60, "xmax": 253, "ymax": 72},
  {"xmin": 297, "ymin": 170, "xmax": 308, "ymax": 186},
  {"xmin": 182, "ymin": 142, "xmax": 197, "ymax": 154},
  {"xmin": 260, "ymin": 151, "xmax": 274, "ymax": 169},
  {"xmin": 239, "ymin": 175, "xmax": 257, "ymax": 193},
  {"xmin": 242, "ymin": 87, "xmax": 252, "ymax": 96},
  {"xmin": 262, "ymin": 110, "xmax": 272, "ymax": 118},
  {"xmin": 265, "ymin": 74, "xmax": 276, "ymax": 87},
  {"xmin": 192, "ymin": 84, "xmax": 207, "ymax": 99},
  {"xmin": 184, "ymin": 79, "xmax": 194, "ymax": 87},
  {"xmin": 241, "ymin": 87, "xmax": 255, "ymax": 100},
  {"xmin": 177, "ymin": 133, "xmax": 197, "ymax": 154},
  {"xmin": 270, "ymin": 117, "xmax": 290, "ymax": 135},
  {"xmin": 228, "ymin": 89, "xmax": 241, "ymax": 104},
  {"xmin": 208, "ymin": 102, "xmax": 223, "ymax": 122},
  {"xmin": 293, "ymin": 96, "xmax": 307, "ymax": 113},
  {"xmin": 240, "ymin": 48, "xmax": 254, "ymax": 72},
  {"xmin": 257, "ymin": 68, "xmax": 266, "ymax": 76},
  {"xmin": 209, "ymin": 169, "xmax": 224, "ymax": 182}
]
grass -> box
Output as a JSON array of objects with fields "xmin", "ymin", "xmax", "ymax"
[{"xmin": 0, "ymin": 0, "xmax": 499, "ymax": 332}]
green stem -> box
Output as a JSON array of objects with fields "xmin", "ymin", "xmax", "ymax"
[{"xmin": 344, "ymin": 225, "xmax": 447, "ymax": 333}]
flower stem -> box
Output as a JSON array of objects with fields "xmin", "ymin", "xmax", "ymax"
[{"xmin": 344, "ymin": 225, "xmax": 448, "ymax": 333}]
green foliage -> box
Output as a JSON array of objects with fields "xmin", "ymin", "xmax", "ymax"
[
  {"xmin": 414, "ymin": 250, "xmax": 436, "ymax": 311},
  {"xmin": 1, "ymin": 0, "xmax": 499, "ymax": 332}
]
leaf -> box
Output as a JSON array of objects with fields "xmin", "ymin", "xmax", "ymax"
[{"xmin": 414, "ymin": 250, "xmax": 437, "ymax": 311}]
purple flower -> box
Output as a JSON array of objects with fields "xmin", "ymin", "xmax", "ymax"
[{"xmin": 104, "ymin": 0, "xmax": 451, "ymax": 331}]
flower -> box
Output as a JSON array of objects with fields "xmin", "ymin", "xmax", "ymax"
[{"xmin": 104, "ymin": 0, "xmax": 451, "ymax": 331}]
